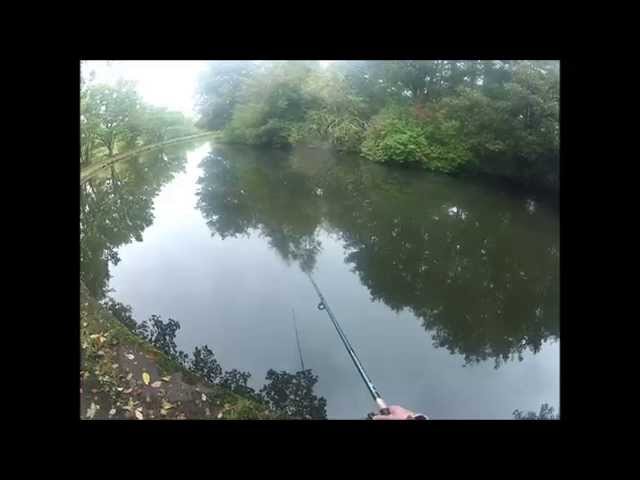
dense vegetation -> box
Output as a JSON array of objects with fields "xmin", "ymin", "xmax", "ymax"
[
  {"xmin": 195, "ymin": 61, "xmax": 559, "ymax": 191},
  {"xmin": 80, "ymin": 62, "xmax": 196, "ymax": 165}
]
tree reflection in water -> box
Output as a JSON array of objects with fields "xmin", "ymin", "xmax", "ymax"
[
  {"xmin": 80, "ymin": 148, "xmax": 188, "ymax": 300},
  {"xmin": 104, "ymin": 299, "xmax": 327, "ymax": 419},
  {"xmin": 195, "ymin": 145, "xmax": 559, "ymax": 368}
]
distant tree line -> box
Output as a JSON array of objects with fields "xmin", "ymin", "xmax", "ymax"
[
  {"xmin": 81, "ymin": 62, "xmax": 197, "ymax": 165},
  {"xmin": 195, "ymin": 60, "xmax": 559, "ymax": 191}
]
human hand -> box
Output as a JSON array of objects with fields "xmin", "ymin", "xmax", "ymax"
[{"xmin": 372, "ymin": 405, "xmax": 418, "ymax": 420}]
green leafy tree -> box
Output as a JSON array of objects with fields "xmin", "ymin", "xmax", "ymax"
[
  {"xmin": 102, "ymin": 298, "xmax": 137, "ymax": 332},
  {"xmin": 218, "ymin": 369, "xmax": 260, "ymax": 400},
  {"xmin": 195, "ymin": 61, "xmax": 258, "ymax": 130},
  {"xmin": 259, "ymin": 369, "xmax": 327, "ymax": 419},
  {"xmin": 190, "ymin": 345, "xmax": 223, "ymax": 383},
  {"xmin": 137, "ymin": 314, "xmax": 189, "ymax": 365},
  {"xmin": 194, "ymin": 60, "xmax": 558, "ymax": 191},
  {"xmin": 223, "ymin": 62, "xmax": 316, "ymax": 146},
  {"xmin": 89, "ymin": 80, "xmax": 142, "ymax": 156}
]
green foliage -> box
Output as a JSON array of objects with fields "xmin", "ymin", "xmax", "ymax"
[
  {"xmin": 442, "ymin": 61, "xmax": 559, "ymax": 189},
  {"xmin": 361, "ymin": 106, "xmax": 472, "ymax": 172},
  {"xmin": 193, "ymin": 60, "xmax": 559, "ymax": 190},
  {"xmin": 259, "ymin": 369, "xmax": 327, "ymax": 419},
  {"xmin": 190, "ymin": 345, "xmax": 223, "ymax": 383},
  {"xmin": 195, "ymin": 61, "xmax": 258, "ymax": 131},
  {"xmin": 136, "ymin": 314, "xmax": 189, "ymax": 366},
  {"xmin": 101, "ymin": 298, "xmax": 137, "ymax": 332},
  {"xmin": 218, "ymin": 369, "xmax": 258, "ymax": 400},
  {"xmin": 223, "ymin": 62, "xmax": 314, "ymax": 147},
  {"xmin": 80, "ymin": 74, "xmax": 196, "ymax": 165},
  {"xmin": 89, "ymin": 80, "xmax": 142, "ymax": 156}
]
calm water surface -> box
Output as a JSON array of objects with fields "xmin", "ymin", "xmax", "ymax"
[{"xmin": 80, "ymin": 139, "xmax": 559, "ymax": 419}]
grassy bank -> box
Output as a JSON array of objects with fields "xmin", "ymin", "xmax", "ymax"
[
  {"xmin": 80, "ymin": 282, "xmax": 273, "ymax": 420},
  {"xmin": 80, "ymin": 131, "xmax": 221, "ymax": 185}
]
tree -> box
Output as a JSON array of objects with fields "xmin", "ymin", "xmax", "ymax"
[
  {"xmin": 223, "ymin": 61, "xmax": 315, "ymax": 146},
  {"xmin": 137, "ymin": 314, "xmax": 188, "ymax": 365},
  {"xmin": 102, "ymin": 298, "xmax": 137, "ymax": 332},
  {"xmin": 218, "ymin": 369, "xmax": 259, "ymax": 400},
  {"xmin": 259, "ymin": 369, "xmax": 327, "ymax": 419},
  {"xmin": 139, "ymin": 106, "xmax": 193, "ymax": 144},
  {"xmin": 89, "ymin": 80, "xmax": 142, "ymax": 156},
  {"xmin": 190, "ymin": 345, "xmax": 223, "ymax": 383},
  {"xmin": 195, "ymin": 61, "xmax": 258, "ymax": 130},
  {"xmin": 194, "ymin": 144, "xmax": 559, "ymax": 368},
  {"xmin": 81, "ymin": 91, "xmax": 101, "ymax": 164},
  {"xmin": 193, "ymin": 60, "xmax": 559, "ymax": 190},
  {"xmin": 80, "ymin": 148, "xmax": 188, "ymax": 299}
]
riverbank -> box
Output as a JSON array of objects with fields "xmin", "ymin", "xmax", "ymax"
[
  {"xmin": 80, "ymin": 282, "xmax": 273, "ymax": 420},
  {"xmin": 80, "ymin": 131, "xmax": 221, "ymax": 185}
]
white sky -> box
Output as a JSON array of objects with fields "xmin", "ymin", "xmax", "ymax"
[
  {"xmin": 83, "ymin": 60, "xmax": 334, "ymax": 118},
  {"xmin": 84, "ymin": 61, "xmax": 209, "ymax": 118}
]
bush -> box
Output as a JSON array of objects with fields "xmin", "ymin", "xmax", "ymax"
[{"xmin": 360, "ymin": 106, "xmax": 472, "ymax": 172}]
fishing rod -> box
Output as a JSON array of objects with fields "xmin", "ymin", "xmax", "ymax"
[
  {"xmin": 306, "ymin": 272, "xmax": 390, "ymax": 416},
  {"xmin": 292, "ymin": 308, "xmax": 305, "ymax": 371}
]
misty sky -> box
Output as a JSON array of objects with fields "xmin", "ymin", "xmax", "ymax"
[
  {"xmin": 83, "ymin": 60, "xmax": 334, "ymax": 118},
  {"xmin": 83, "ymin": 61, "xmax": 208, "ymax": 118}
]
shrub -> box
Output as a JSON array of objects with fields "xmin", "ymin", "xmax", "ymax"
[{"xmin": 360, "ymin": 106, "xmax": 472, "ymax": 172}]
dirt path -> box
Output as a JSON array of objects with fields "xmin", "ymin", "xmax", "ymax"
[{"xmin": 80, "ymin": 131, "xmax": 219, "ymax": 185}]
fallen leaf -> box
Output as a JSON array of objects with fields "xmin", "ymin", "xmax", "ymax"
[
  {"xmin": 217, "ymin": 412, "xmax": 223, "ymax": 419},
  {"xmin": 112, "ymin": 363, "xmax": 119, "ymax": 369},
  {"xmin": 201, "ymin": 393, "xmax": 207, "ymax": 402},
  {"xmin": 161, "ymin": 376, "xmax": 171, "ymax": 382},
  {"xmin": 162, "ymin": 400, "xmax": 174, "ymax": 410},
  {"xmin": 126, "ymin": 373, "xmax": 133, "ymax": 380},
  {"xmin": 151, "ymin": 381, "xmax": 162, "ymax": 388},
  {"xmin": 160, "ymin": 409, "xmax": 167, "ymax": 416},
  {"xmin": 125, "ymin": 353, "xmax": 135, "ymax": 360},
  {"xmin": 109, "ymin": 408, "xmax": 116, "ymax": 416},
  {"xmin": 135, "ymin": 409, "xmax": 143, "ymax": 420},
  {"xmin": 142, "ymin": 372, "xmax": 150, "ymax": 385},
  {"xmin": 86, "ymin": 402, "xmax": 97, "ymax": 419}
]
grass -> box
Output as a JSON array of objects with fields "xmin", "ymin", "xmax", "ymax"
[{"xmin": 80, "ymin": 282, "xmax": 274, "ymax": 420}]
